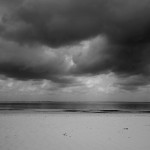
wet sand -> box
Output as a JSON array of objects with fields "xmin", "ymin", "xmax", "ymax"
[{"xmin": 0, "ymin": 113, "xmax": 150, "ymax": 150}]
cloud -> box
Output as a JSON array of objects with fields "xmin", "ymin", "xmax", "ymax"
[
  {"xmin": 0, "ymin": 0, "xmax": 150, "ymax": 47},
  {"xmin": 71, "ymin": 35, "xmax": 150, "ymax": 89},
  {"xmin": 115, "ymin": 75, "xmax": 150, "ymax": 91},
  {"xmin": 0, "ymin": 38, "xmax": 83, "ymax": 90},
  {"xmin": 0, "ymin": 38, "xmax": 72, "ymax": 82},
  {"xmin": 71, "ymin": 36, "xmax": 114, "ymax": 74},
  {"xmin": 0, "ymin": 0, "xmax": 107, "ymax": 47},
  {"xmin": 72, "ymin": 36, "xmax": 150, "ymax": 76},
  {"xmin": 0, "ymin": 1, "xmax": 146, "ymax": 45},
  {"xmin": 0, "ymin": 0, "xmax": 150, "ymax": 90}
]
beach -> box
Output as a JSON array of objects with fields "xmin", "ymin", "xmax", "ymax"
[{"xmin": 0, "ymin": 113, "xmax": 150, "ymax": 150}]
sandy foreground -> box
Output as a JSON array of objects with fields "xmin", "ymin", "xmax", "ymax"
[{"xmin": 0, "ymin": 113, "xmax": 150, "ymax": 150}]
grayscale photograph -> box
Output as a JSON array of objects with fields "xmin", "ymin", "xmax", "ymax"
[{"xmin": 0, "ymin": 0, "xmax": 150, "ymax": 150}]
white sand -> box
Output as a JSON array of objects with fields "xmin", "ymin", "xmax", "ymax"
[{"xmin": 0, "ymin": 113, "xmax": 150, "ymax": 150}]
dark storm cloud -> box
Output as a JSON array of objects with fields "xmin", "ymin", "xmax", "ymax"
[
  {"xmin": 1, "ymin": 0, "xmax": 149, "ymax": 47},
  {"xmin": 72, "ymin": 36, "xmax": 150, "ymax": 89},
  {"xmin": 0, "ymin": 38, "xmax": 74, "ymax": 85},
  {"xmin": 72, "ymin": 37, "xmax": 150, "ymax": 75},
  {"xmin": 0, "ymin": 0, "xmax": 109, "ymax": 47},
  {"xmin": 115, "ymin": 75, "xmax": 150, "ymax": 91},
  {"xmin": 0, "ymin": 0, "xmax": 150, "ymax": 89}
]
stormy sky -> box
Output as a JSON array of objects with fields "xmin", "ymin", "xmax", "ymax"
[{"xmin": 0, "ymin": 0, "xmax": 150, "ymax": 101}]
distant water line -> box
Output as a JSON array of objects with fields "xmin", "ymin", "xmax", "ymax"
[{"xmin": 0, "ymin": 101, "xmax": 150, "ymax": 113}]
